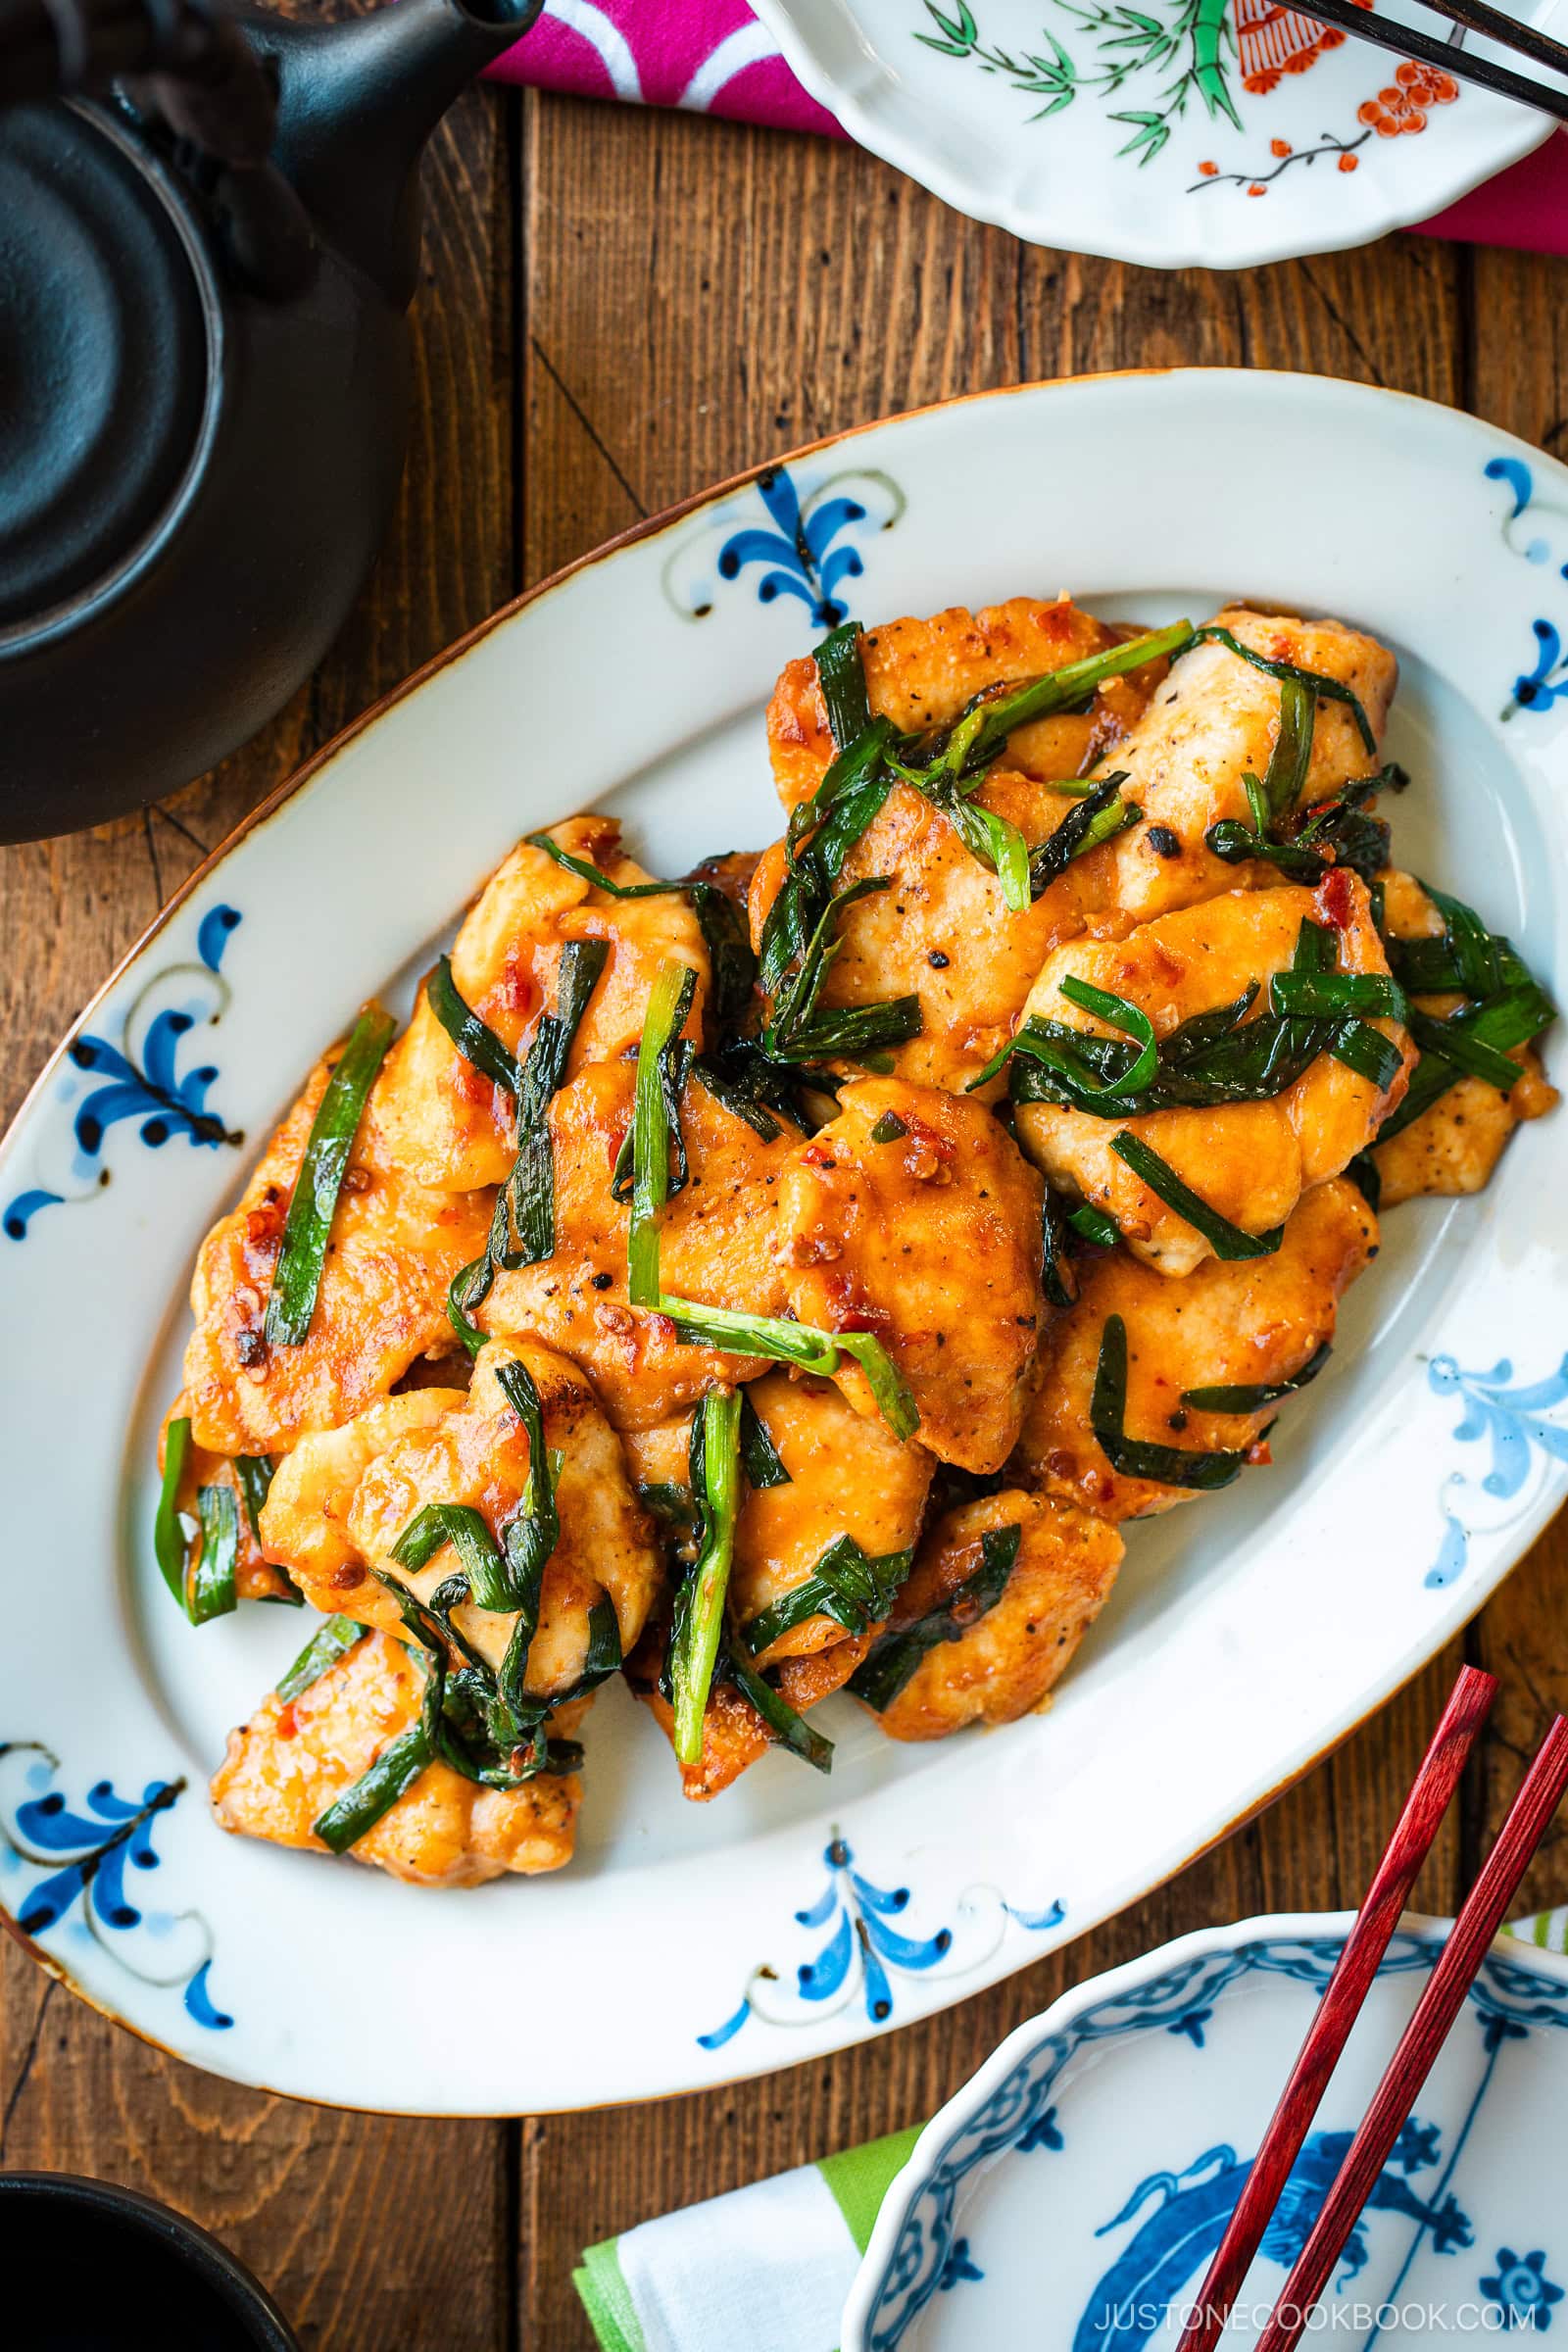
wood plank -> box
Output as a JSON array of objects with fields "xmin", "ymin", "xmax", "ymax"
[
  {"xmin": 0, "ymin": 66, "xmax": 521, "ymax": 2352},
  {"xmin": 515, "ymin": 96, "xmax": 1479, "ymax": 2349},
  {"xmin": 519, "ymin": 99, "xmax": 1463, "ymax": 582}
]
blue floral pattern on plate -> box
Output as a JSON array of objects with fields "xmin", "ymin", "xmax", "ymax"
[
  {"xmin": 0, "ymin": 1744, "xmax": 232, "ymax": 2032},
  {"xmin": 661, "ymin": 462, "xmax": 905, "ymax": 628},
  {"xmin": 3, "ymin": 903, "xmax": 244, "ymax": 1240},
  {"xmin": 1485, "ymin": 457, "xmax": 1568, "ymax": 718},
  {"xmin": 1424, "ymin": 1352, "xmax": 1568, "ymax": 1591},
  {"xmin": 1482, "ymin": 2249, "xmax": 1565, "ymax": 2332},
  {"xmin": 698, "ymin": 1832, "xmax": 1066, "ymax": 2050}
]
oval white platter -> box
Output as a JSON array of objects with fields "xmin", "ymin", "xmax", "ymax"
[
  {"xmin": 2, "ymin": 369, "xmax": 1566, "ymax": 2116},
  {"xmin": 748, "ymin": 0, "xmax": 1568, "ymax": 270},
  {"xmin": 846, "ymin": 1912, "xmax": 1568, "ymax": 2350}
]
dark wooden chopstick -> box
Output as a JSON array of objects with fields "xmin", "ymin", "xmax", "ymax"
[
  {"xmin": 1173, "ymin": 1665, "xmax": 1497, "ymax": 2352},
  {"xmin": 1411, "ymin": 0, "xmax": 1568, "ymax": 79},
  {"xmin": 1288, "ymin": 0, "xmax": 1568, "ymax": 124},
  {"xmin": 1253, "ymin": 1712, "xmax": 1568, "ymax": 2352}
]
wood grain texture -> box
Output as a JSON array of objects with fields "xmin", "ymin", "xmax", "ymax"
[
  {"xmin": 0, "ymin": 42, "xmax": 520, "ymax": 2352},
  {"xmin": 2, "ymin": 65, "xmax": 1566, "ymax": 2352}
]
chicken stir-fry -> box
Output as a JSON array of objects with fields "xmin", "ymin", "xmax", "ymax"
[
  {"xmin": 1012, "ymin": 878, "xmax": 1413, "ymax": 1275},
  {"xmin": 212, "ymin": 1631, "xmax": 581, "ymax": 1884},
  {"xmin": 1015, "ymin": 1178, "xmax": 1378, "ymax": 1522},
  {"xmin": 156, "ymin": 593, "xmax": 1554, "ymax": 1886}
]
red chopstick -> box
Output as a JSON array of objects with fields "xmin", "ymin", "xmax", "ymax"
[
  {"xmin": 1173, "ymin": 1664, "xmax": 1496, "ymax": 2352},
  {"xmin": 1254, "ymin": 1712, "xmax": 1568, "ymax": 2352}
]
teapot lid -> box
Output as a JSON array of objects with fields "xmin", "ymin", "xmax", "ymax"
[{"xmin": 0, "ymin": 100, "xmax": 218, "ymax": 642}]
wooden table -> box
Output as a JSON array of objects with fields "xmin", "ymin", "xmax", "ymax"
[{"xmin": 3, "ymin": 49, "xmax": 1566, "ymax": 2347}]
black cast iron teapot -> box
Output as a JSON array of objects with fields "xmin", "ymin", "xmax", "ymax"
[{"xmin": 0, "ymin": 0, "xmax": 540, "ymax": 842}]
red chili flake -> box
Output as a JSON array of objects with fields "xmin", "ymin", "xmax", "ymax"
[
  {"xmin": 1317, "ymin": 866, "xmax": 1356, "ymax": 931},
  {"xmin": 801, "ymin": 1144, "xmax": 838, "ymax": 1170},
  {"xmin": 490, "ymin": 953, "xmax": 538, "ymax": 1022},
  {"xmin": 275, "ymin": 1700, "xmax": 300, "ymax": 1740},
  {"xmin": 904, "ymin": 1116, "xmax": 956, "ymax": 1159}
]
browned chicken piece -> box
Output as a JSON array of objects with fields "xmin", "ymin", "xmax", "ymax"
[
  {"xmin": 628, "ymin": 1621, "xmax": 871, "ymax": 1802},
  {"xmin": 1013, "ymin": 877, "xmax": 1413, "ymax": 1276},
  {"xmin": 261, "ymin": 1340, "xmax": 663, "ymax": 1703},
  {"xmin": 747, "ymin": 775, "xmax": 1113, "ymax": 1097},
  {"xmin": 478, "ymin": 1060, "xmax": 800, "ymax": 1432},
  {"xmin": 855, "ymin": 1491, "xmax": 1122, "ymax": 1742},
  {"xmin": 182, "ymin": 1045, "xmax": 493, "ymax": 1458},
  {"xmin": 374, "ymin": 817, "xmax": 709, "ymax": 1193},
  {"xmin": 619, "ymin": 1374, "xmax": 935, "ymax": 1668},
  {"xmin": 211, "ymin": 1630, "xmax": 581, "ymax": 1884},
  {"xmin": 1014, "ymin": 1177, "xmax": 1378, "ymax": 1521},
  {"xmin": 158, "ymin": 1394, "xmax": 296, "ymax": 1603},
  {"xmin": 776, "ymin": 1078, "xmax": 1046, "ymax": 1474},
  {"xmin": 731, "ymin": 1373, "xmax": 935, "ymax": 1665},
  {"xmin": 765, "ymin": 597, "xmax": 1166, "ymax": 816},
  {"xmin": 1371, "ymin": 869, "xmax": 1558, "ymax": 1207},
  {"xmin": 258, "ymin": 1389, "xmax": 465, "ymax": 1593},
  {"xmin": 1087, "ymin": 607, "xmax": 1397, "ymax": 928}
]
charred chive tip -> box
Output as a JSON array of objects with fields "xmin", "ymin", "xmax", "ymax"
[
  {"xmin": 1146, "ymin": 824, "xmax": 1181, "ymax": 859},
  {"xmin": 263, "ymin": 1005, "xmax": 397, "ymax": 1349},
  {"xmin": 1090, "ymin": 1314, "xmax": 1250, "ymax": 1491},
  {"xmin": 869, "ymin": 1110, "xmax": 909, "ymax": 1143},
  {"xmin": 1182, "ymin": 1340, "xmax": 1332, "ymax": 1415},
  {"xmin": 849, "ymin": 1523, "xmax": 1020, "ymax": 1713},
  {"xmin": 1110, "ymin": 1131, "xmax": 1283, "ymax": 1262}
]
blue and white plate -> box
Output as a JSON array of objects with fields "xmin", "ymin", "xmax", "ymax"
[
  {"xmin": 1, "ymin": 371, "xmax": 1566, "ymax": 2114},
  {"xmin": 845, "ymin": 1912, "xmax": 1568, "ymax": 2349}
]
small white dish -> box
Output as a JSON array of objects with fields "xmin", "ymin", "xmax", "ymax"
[
  {"xmin": 748, "ymin": 0, "xmax": 1568, "ymax": 268},
  {"xmin": 1, "ymin": 369, "xmax": 1566, "ymax": 2114},
  {"xmin": 845, "ymin": 1911, "xmax": 1568, "ymax": 2349}
]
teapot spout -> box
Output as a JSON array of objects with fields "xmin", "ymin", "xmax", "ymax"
[{"xmin": 263, "ymin": 0, "xmax": 542, "ymax": 307}]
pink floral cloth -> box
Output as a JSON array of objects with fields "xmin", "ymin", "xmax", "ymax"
[{"xmin": 485, "ymin": 0, "xmax": 1568, "ymax": 251}]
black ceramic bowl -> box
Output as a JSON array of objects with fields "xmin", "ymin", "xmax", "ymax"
[{"xmin": 0, "ymin": 2173, "xmax": 298, "ymax": 2350}]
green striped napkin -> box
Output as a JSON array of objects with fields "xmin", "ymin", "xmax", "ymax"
[
  {"xmin": 574, "ymin": 2126, "xmax": 919, "ymax": 2352},
  {"xmin": 575, "ymin": 1912, "xmax": 1568, "ymax": 2352}
]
